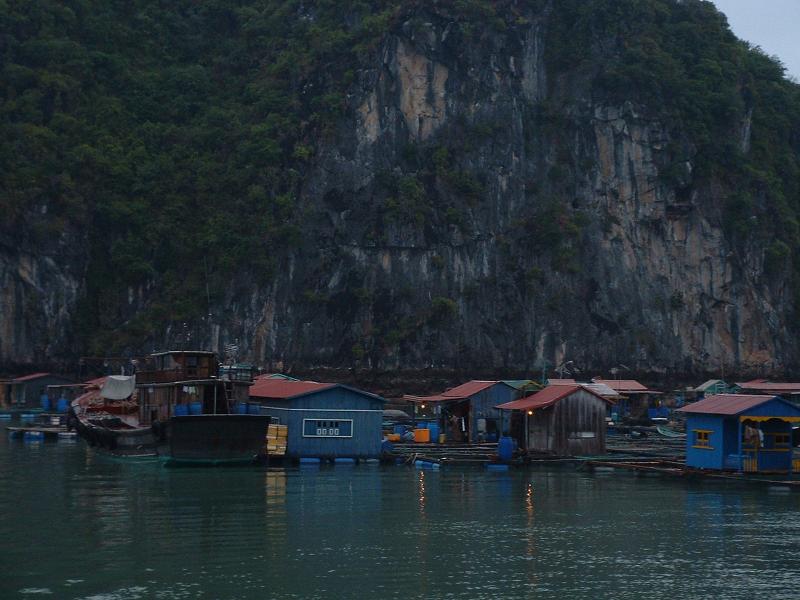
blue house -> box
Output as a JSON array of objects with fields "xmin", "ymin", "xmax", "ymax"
[
  {"xmin": 677, "ymin": 394, "xmax": 800, "ymax": 473},
  {"xmin": 249, "ymin": 379, "xmax": 385, "ymax": 460},
  {"xmin": 405, "ymin": 381, "xmax": 518, "ymax": 442}
]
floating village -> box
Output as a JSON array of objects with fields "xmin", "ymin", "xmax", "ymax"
[{"xmin": 3, "ymin": 350, "xmax": 800, "ymax": 487}]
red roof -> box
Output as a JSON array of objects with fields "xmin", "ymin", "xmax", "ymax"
[
  {"xmin": 593, "ymin": 379, "xmax": 650, "ymax": 393},
  {"xmin": 13, "ymin": 372, "xmax": 50, "ymax": 383},
  {"xmin": 677, "ymin": 394, "xmax": 780, "ymax": 415},
  {"xmin": 249, "ymin": 379, "xmax": 334, "ymax": 399},
  {"xmin": 736, "ymin": 381, "xmax": 800, "ymax": 393},
  {"xmin": 406, "ymin": 380, "xmax": 505, "ymax": 403},
  {"xmin": 496, "ymin": 384, "xmax": 612, "ymax": 411}
]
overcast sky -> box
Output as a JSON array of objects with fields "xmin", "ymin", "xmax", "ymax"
[{"xmin": 711, "ymin": 0, "xmax": 800, "ymax": 81}]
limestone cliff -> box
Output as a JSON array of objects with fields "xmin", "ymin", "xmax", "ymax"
[{"xmin": 1, "ymin": 0, "xmax": 798, "ymax": 377}]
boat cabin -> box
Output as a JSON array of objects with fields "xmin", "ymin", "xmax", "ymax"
[
  {"xmin": 135, "ymin": 351, "xmax": 251, "ymax": 425},
  {"xmin": 677, "ymin": 394, "xmax": 800, "ymax": 474}
]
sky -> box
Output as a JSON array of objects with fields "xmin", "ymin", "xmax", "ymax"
[{"xmin": 712, "ymin": 0, "xmax": 800, "ymax": 81}]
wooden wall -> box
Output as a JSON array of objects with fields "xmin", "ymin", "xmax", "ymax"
[{"xmin": 527, "ymin": 389, "xmax": 607, "ymax": 456}]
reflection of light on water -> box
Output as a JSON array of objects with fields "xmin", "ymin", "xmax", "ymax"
[
  {"xmin": 418, "ymin": 470, "xmax": 426, "ymax": 518},
  {"xmin": 525, "ymin": 481, "xmax": 537, "ymax": 587}
]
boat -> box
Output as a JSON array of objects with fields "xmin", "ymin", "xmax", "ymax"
[
  {"xmin": 71, "ymin": 351, "xmax": 270, "ymax": 464},
  {"xmin": 656, "ymin": 425, "xmax": 686, "ymax": 438}
]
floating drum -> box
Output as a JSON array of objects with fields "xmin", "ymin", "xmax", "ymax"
[
  {"xmin": 236, "ymin": 403, "xmax": 248, "ymax": 414},
  {"xmin": 393, "ymin": 424, "xmax": 406, "ymax": 435},
  {"xmin": 189, "ymin": 402, "xmax": 203, "ymax": 415},
  {"xmin": 413, "ymin": 428, "xmax": 430, "ymax": 443},
  {"xmin": 428, "ymin": 422, "xmax": 440, "ymax": 443},
  {"xmin": 40, "ymin": 398, "xmax": 50, "ymax": 411},
  {"xmin": 56, "ymin": 398, "xmax": 70, "ymax": 412},
  {"xmin": 334, "ymin": 457, "xmax": 356, "ymax": 465},
  {"xmin": 174, "ymin": 404, "xmax": 189, "ymax": 416},
  {"xmin": 247, "ymin": 403, "xmax": 261, "ymax": 415},
  {"xmin": 497, "ymin": 436, "xmax": 515, "ymax": 462}
]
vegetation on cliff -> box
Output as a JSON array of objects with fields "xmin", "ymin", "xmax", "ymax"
[{"xmin": 1, "ymin": 0, "xmax": 799, "ymax": 357}]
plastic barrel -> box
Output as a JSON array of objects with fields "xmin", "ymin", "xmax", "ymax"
[
  {"xmin": 56, "ymin": 398, "xmax": 69, "ymax": 413},
  {"xmin": 235, "ymin": 403, "xmax": 248, "ymax": 414},
  {"xmin": 40, "ymin": 397, "xmax": 51, "ymax": 411},
  {"xmin": 174, "ymin": 404, "xmax": 189, "ymax": 416},
  {"xmin": 247, "ymin": 403, "xmax": 261, "ymax": 414},
  {"xmin": 497, "ymin": 436, "xmax": 515, "ymax": 462},
  {"xmin": 428, "ymin": 422, "xmax": 440, "ymax": 443},
  {"xmin": 189, "ymin": 401, "xmax": 203, "ymax": 415},
  {"xmin": 413, "ymin": 428, "xmax": 430, "ymax": 443},
  {"xmin": 393, "ymin": 424, "xmax": 406, "ymax": 435}
]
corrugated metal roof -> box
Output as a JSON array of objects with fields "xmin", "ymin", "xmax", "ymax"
[
  {"xmin": 497, "ymin": 384, "xmax": 612, "ymax": 411},
  {"xmin": 694, "ymin": 379, "xmax": 725, "ymax": 392},
  {"xmin": 12, "ymin": 372, "xmax": 51, "ymax": 383},
  {"xmin": 249, "ymin": 379, "xmax": 335, "ymax": 399},
  {"xmin": 582, "ymin": 382, "xmax": 621, "ymax": 397},
  {"xmin": 593, "ymin": 379, "xmax": 650, "ymax": 393},
  {"xmin": 254, "ymin": 373, "xmax": 300, "ymax": 381},
  {"xmin": 677, "ymin": 394, "xmax": 779, "ymax": 415},
  {"xmin": 736, "ymin": 381, "xmax": 800, "ymax": 392},
  {"xmin": 406, "ymin": 380, "xmax": 507, "ymax": 403}
]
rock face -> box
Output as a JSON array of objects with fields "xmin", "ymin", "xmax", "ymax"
[{"xmin": 0, "ymin": 3, "xmax": 794, "ymax": 376}]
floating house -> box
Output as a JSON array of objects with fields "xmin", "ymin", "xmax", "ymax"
[
  {"xmin": 250, "ymin": 379, "xmax": 386, "ymax": 460},
  {"xmin": 677, "ymin": 394, "xmax": 800, "ymax": 473},
  {"xmin": 496, "ymin": 385, "xmax": 612, "ymax": 455},
  {"xmin": 1, "ymin": 373, "xmax": 74, "ymax": 410},
  {"xmin": 593, "ymin": 378, "xmax": 661, "ymax": 421},
  {"xmin": 693, "ymin": 379, "xmax": 728, "ymax": 398},
  {"xmin": 405, "ymin": 380, "xmax": 518, "ymax": 443}
]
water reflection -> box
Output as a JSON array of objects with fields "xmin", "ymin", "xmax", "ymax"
[{"xmin": 3, "ymin": 437, "xmax": 800, "ymax": 598}]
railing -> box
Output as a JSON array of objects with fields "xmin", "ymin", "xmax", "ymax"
[{"xmin": 136, "ymin": 366, "xmax": 216, "ymax": 384}]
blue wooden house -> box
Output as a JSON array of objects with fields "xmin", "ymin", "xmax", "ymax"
[
  {"xmin": 405, "ymin": 381, "xmax": 518, "ymax": 442},
  {"xmin": 249, "ymin": 379, "xmax": 385, "ymax": 460},
  {"xmin": 677, "ymin": 394, "xmax": 800, "ymax": 473}
]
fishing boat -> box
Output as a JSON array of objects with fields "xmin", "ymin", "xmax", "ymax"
[
  {"xmin": 656, "ymin": 425, "xmax": 686, "ymax": 438},
  {"xmin": 71, "ymin": 351, "xmax": 270, "ymax": 464}
]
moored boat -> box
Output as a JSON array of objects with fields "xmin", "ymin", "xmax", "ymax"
[{"xmin": 71, "ymin": 351, "xmax": 269, "ymax": 464}]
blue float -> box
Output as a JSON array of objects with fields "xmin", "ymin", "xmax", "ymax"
[
  {"xmin": 174, "ymin": 404, "xmax": 189, "ymax": 416},
  {"xmin": 235, "ymin": 403, "xmax": 248, "ymax": 414},
  {"xmin": 247, "ymin": 403, "xmax": 261, "ymax": 415},
  {"xmin": 188, "ymin": 401, "xmax": 203, "ymax": 415},
  {"xmin": 428, "ymin": 422, "xmax": 440, "ymax": 443},
  {"xmin": 497, "ymin": 436, "xmax": 515, "ymax": 462},
  {"xmin": 56, "ymin": 398, "xmax": 70, "ymax": 412}
]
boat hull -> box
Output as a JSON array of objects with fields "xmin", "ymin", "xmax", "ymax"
[{"xmin": 168, "ymin": 414, "xmax": 271, "ymax": 464}]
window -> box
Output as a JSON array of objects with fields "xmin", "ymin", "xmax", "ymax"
[
  {"xmin": 768, "ymin": 432, "xmax": 791, "ymax": 449},
  {"xmin": 693, "ymin": 430, "xmax": 712, "ymax": 449},
  {"xmin": 302, "ymin": 419, "xmax": 353, "ymax": 438}
]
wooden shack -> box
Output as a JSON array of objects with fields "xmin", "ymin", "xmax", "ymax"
[
  {"xmin": 593, "ymin": 378, "xmax": 660, "ymax": 421},
  {"xmin": 250, "ymin": 379, "xmax": 386, "ymax": 460},
  {"xmin": 497, "ymin": 385, "xmax": 612, "ymax": 456},
  {"xmin": 2, "ymin": 373, "xmax": 74, "ymax": 410},
  {"xmin": 405, "ymin": 381, "xmax": 518, "ymax": 443}
]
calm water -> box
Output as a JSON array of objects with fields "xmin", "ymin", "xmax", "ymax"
[{"xmin": 2, "ymin": 432, "xmax": 800, "ymax": 599}]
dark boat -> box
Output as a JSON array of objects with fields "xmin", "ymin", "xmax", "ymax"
[{"xmin": 71, "ymin": 351, "xmax": 269, "ymax": 464}]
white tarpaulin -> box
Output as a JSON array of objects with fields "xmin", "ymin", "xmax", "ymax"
[{"xmin": 100, "ymin": 375, "xmax": 136, "ymax": 400}]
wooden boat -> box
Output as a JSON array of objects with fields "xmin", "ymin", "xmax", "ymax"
[
  {"xmin": 656, "ymin": 425, "xmax": 686, "ymax": 438},
  {"xmin": 71, "ymin": 351, "xmax": 270, "ymax": 464}
]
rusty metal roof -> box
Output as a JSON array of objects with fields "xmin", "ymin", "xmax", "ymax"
[
  {"xmin": 249, "ymin": 379, "xmax": 335, "ymax": 399},
  {"xmin": 593, "ymin": 379, "xmax": 652, "ymax": 393},
  {"xmin": 677, "ymin": 394, "xmax": 789, "ymax": 415},
  {"xmin": 496, "ymin": 384, "xmax": 612, "ymax": 411},
  {"xmin": 406, "ymin": 380, "xmax": 509, "ymax": 403},
  {"xmin": 12, "ymin": 372, "xmax": 51, "ymax": 383},
  {"xmin": 736, "ymin": 381, "xmax": 800, "ymax": 393}
]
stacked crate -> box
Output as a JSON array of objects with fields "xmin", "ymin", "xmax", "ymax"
[{"xmin": 266, "ymin": 423, "xmax": 288, "ymax": 456}]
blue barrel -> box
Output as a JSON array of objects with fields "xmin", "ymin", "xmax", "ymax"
[
  {"xmin": 189, "ymin": 401, "xmax": 203, "ymax": 415},
  {"xmin": 497, "ymin": 436, "xmax": 515, "ymax": 462},
  {"xmin": 428, "ymin": 422, "xmax": 440, "ymax": 443},
  {"xmin": 393, "ymin": 424, "xmax": 406, "ymax": 435},
  {"xmin": 40, "ymin": 397, "xmax": 50, "ymax": 411},
  {"xmin": 235, "ymin": 403, "xmax": 248, "ymax": 414},
  {"xmin": 56, "ymin": 398, "xmax": 69, "ymax": 413},
  {"xmin": 174, "ymin": 404, "xmax": 189, "ymax": 416},
  {"xmin": 247, "ymin": 403, "xmax": 261, "ymax": 415}
]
